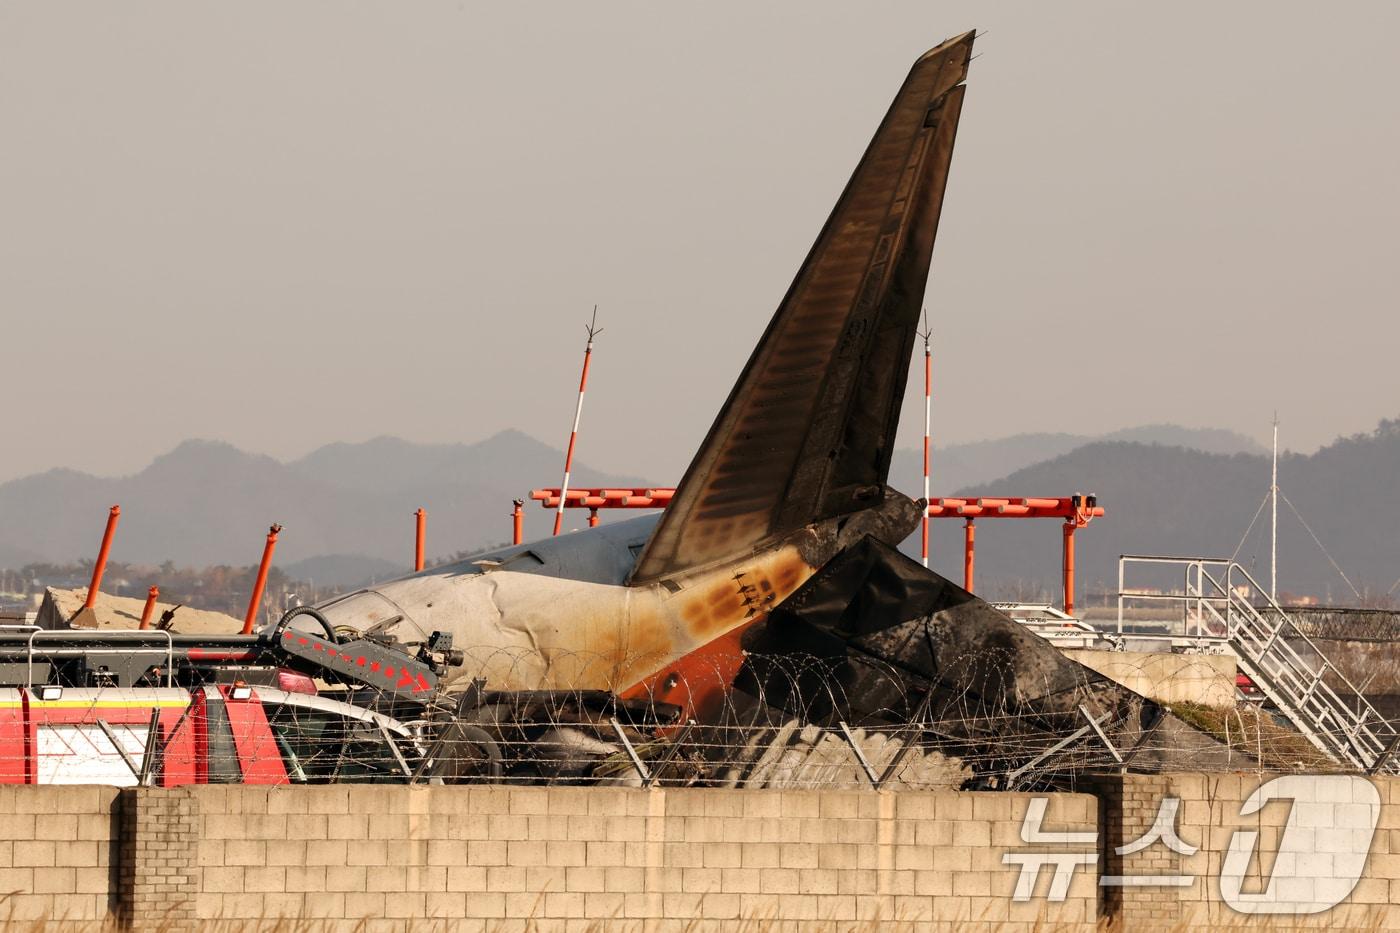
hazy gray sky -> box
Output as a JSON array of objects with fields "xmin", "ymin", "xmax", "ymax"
[{"xmin": 2, "ymin": 2, "xmax": 1397, "ymax": 485}]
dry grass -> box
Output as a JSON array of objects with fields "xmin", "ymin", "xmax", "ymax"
[
  {"xmin": 1165, "ymin": 701, "xmax": 1339, "ymax": 772},
  {"xmin": 1310, "ymin": 639, "xmax": 1400, "ymax": 697},
  {"xmin": 0, "ymin": 901, "xmax": 1391, "ymax": 932}
]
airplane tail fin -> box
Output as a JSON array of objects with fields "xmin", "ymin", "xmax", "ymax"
[{"xmin": 631, "ymin": 32, "xmax": 974, "ymax": 585}]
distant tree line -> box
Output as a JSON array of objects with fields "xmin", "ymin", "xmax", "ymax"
[{"xmin": 0, "ymin": 560, "xmax": 340, "ymax": 618}]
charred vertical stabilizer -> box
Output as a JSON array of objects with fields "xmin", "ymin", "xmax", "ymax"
[{"xmin": 631, "ymin": 33, "xmax": 974, "ymax": 584}]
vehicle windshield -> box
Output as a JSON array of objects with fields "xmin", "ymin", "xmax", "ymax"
[
  {"xmin": 311, "ymin": 590, "xmax": 428, "ymax": 650},
  {"xmin": 265, "ymin": 702, "xmax": 412, "ymax": 783}
]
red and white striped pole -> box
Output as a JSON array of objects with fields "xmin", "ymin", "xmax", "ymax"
[
  {"xmin": 920, "ymin": 314, "xmax": 932, "ymax": 568},
  {"xmin": 554, "ymin": 307, "xmax": 601, "ymax": 535}
]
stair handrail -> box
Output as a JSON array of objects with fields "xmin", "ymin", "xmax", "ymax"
[
  {"xmin": 1116, "ymin": 555, "xmax": 1244, "ymax": 639},
  {"xmin": 1115, "ymin": 554, "xmax": 1398, "ymax": 772},
  {"xmin": 1214, "ymin": 561, "xmax": 1385, "ymax": 720},
  {"xmin": 1205, "ymin": 560, "xmax": 1397, "ymax": 769}
]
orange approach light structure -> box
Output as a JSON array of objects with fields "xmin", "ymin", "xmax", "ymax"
[
  {"xmin": 414, "ymin": 508, "xmax": 427, "ymax": 573},
  {"xmin": 929, "ymin": 496, "xmax": 1103, "ymax": 616},
  {"xmin": 527, "ymin": 490, "xmax": 1102, "ymax": 614},
  {"xmin": 138, "ymin": 586, "xmax": 160, "ymax": 631},
  {"xmin": 83, "ymin": 505, "xmax": 122, "ymax": 610},
  {"xmin": 530, "ymin": 488, "xmax": 675, "ymax": 535},
  {"xmin": 241, "ymin": 524, "xmax": 282, "ymax": 635}
]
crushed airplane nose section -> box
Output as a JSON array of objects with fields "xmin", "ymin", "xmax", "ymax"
[{"xmin": 734, "ymin": 536, "xmax": 1237, "ymax": 787}]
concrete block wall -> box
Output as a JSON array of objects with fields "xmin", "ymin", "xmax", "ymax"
[
  {"xmin": 6, "ymin": 775, "xmax": 1400, "ymax": 929},
  {"xmin": 120, "ymin": 787, "xmax": 199, "ymax": 931},
  {"xmin": 0, "ymin": 784, "xmax": 117, "ymax": 925},
  {"xmin": 193, "ymin": 785, "xmax": 1098, "ymax": 931},
  {"xmin": 1092, "ymin": 772, "xmax": 1400, "ymax": 929}
]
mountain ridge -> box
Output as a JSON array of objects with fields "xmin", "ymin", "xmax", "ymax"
[
  {"xmin": 889, "ymin": 424, "xmax": 1266, "ymax": 499},
  {"xmin": 932, "ymin": 420, "xmax": 1400, "ymax": 602},
  {"xmin": 0, "ymin": 430, "xmax": 646, "ymax": 571},
  {"xmin": 3, "ymin": 421, "xmax": 1382, "ymax": 602}
]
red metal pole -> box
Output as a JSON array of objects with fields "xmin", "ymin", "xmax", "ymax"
[
  {"xmin": 1063, "ymin": 520, "xmax": 1077, "ymax": 616},
  {"xmin": 588, "ymin": 508, "xmax": 600, "ymax": 528},
  {"xmin": 414, "ymin": 508, "xmax": 426, "ymax": 572},
  {"xmin": 83, "ymin": 505, "xmax": 121, "ymax": 609},
  {"xmin": 138, "ymin": 586, "xmax": 159, "ymax": 630},
  {"xmin": 512, "ymin": 499, "xmax": 524, "ymax": 545},
  {"xmin": 963, "ymin": 518, "xmax": 975, "ymax": 593},
  {"xmin": 241, "ymin": 524, "xmax": 282, "ymax": 635},
  {"xmin": 554, "ymin": 308, "xmax": 601, "ymax": 536}
]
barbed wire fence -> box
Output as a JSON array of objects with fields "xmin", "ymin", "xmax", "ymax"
[
  {"xmin": 1287, "ymin": 606, "xmax": 1400, "ymax": 644},
  {"xmin": 4, "ymin": 643, "xmax": 1366, "ymax": 792}
]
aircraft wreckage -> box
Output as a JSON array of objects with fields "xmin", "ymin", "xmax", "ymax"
[
  {"xmin": 300, "ymin": 30, "xmax": 1238, "ymax": 787},
  {"xmin": 22, "ymin": 31, "xmax": 1240, "ymax": 788}
]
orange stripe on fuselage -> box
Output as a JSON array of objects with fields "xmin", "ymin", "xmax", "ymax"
[{"xmin": 619, "ymin": 616, "xmax": 763, "ymax": 724}]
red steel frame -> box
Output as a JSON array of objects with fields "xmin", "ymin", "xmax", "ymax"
[
  {"xmin": 526, "ymin": 489, "xmax": 1103, "ymax": 615},
  {"xmin": 927, "ymin": 497, "xmax": 1103, "ymax": 616}
]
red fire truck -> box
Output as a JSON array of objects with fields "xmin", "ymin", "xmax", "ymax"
[
  {"xmin": 0, "ymin": 607, "xmax": 455, "ymax": 785},
  {"xmin": 0, "ymin": 608, "xmax": 671, "ymax": 787},
  {"xmin": 0, "ymin": 683, "xmax": 423, "ymax": 786}
]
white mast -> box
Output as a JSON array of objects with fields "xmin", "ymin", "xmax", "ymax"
[
  {"xmin": 920, "ymin": 311, "xmax": 931, "ymax": 568},
  {"xmin": 1271, "ymin": 414, "xmax": 1278, "ymax": 602}
]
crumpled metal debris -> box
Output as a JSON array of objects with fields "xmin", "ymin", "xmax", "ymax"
[{"xmin": 734, "ymin": 536, "xmax": 1239, "ymax": 786}]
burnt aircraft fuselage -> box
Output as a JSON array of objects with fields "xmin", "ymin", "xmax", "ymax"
[
  {"xmin": 305, "ymin": 32, "xmax": 976, "ymax": 719},
  {"xmin": 313, "ymin": 493, "xmax": 923, "ymax": 716}
]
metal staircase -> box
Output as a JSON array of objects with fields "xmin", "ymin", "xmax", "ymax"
[{"xmin": 1118, "ymin": 556, "xmax": 1400, "ymax": 774}]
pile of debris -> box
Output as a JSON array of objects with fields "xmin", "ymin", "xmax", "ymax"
[{"xmin": 34, "ymin": 586, "xmax": 242, "ymax": 634}]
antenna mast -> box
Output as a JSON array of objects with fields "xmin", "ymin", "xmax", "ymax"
[
  {"xmin": 554, "ymin": 306, "xmax": 601, "ymax": 536},
  {"xmin": 919, "ymin": 311, "xmax": 932, "ymax": 568},
  {"xmin": 1271, "ymin": 414, "xmax": 1278, "ymax": 601}
]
